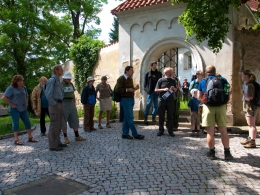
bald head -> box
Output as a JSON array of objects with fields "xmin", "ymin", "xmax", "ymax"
[{"xmin": 205, "ymin": 65, "xmax": 216, "ymax": 76}]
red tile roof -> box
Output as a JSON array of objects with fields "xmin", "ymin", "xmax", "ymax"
[
  {"xmin": 247, "ymin": 0, "xmax": 259, "ymax": 11},
  {"xmin": 111, "ymin": 0, "xmax": 259, "ymax": 15},
  {"xmin": 111, "ymin": 0, "xmax": 169, "ymax": 15}
]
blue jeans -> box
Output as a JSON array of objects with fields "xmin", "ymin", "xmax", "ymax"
[
  {"xmin": 9, "ymin": 107, "xmax": 31, "ymax": 132},
  {"xmin": 121, "ymin": 98, "xmax": 138, "ymax": 137},
  {"xmin": 144, "ymin": 92, "xmax": 158, "ymax": 117}
]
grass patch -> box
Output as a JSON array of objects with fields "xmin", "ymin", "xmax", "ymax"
[
  {"xmin": 94, "ymin": 101, "xmax": 117, "ymax": 119},
  {"xmin": 179, "ymin": 99, "xmax": 189, "ymax": 110},
  {"xmin": 0, "ymin": 116, "xmax": 50, "ymax": 136}
]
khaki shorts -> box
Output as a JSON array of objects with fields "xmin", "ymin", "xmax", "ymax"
[
  {"xmin": 202, "ymin": 104, "xmax": 227, "ymax": 127},
  {"xmin": 191, "ymin": 112, "xmax": 200, "ymax": 127}
]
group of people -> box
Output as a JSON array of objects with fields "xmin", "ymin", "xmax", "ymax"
[
  {"xmin": 141, "ymin": 63, "xmax": 258, "ymax": 160},
  {"xmin": 1, "ymin": 62, "xmax": 258, "ymax": 158}
]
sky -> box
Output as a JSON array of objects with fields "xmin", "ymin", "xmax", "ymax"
[{"xmin": 96, "ymin": 0, "xmax": 122, "ymax": 44}]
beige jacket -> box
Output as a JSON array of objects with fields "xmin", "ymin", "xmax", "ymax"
[{"xmin": 31, "ymin": 83, "xmax": 42, "ymax": 116}]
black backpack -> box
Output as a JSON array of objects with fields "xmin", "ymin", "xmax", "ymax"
[
  {"xmin": 205, "ymin": 77, "xmax": 229, "ymax": 106},
  {"xmin": 111, "ymin": 84, "xmax": 121, "ymax": 102},
  {"xmin": 251, "ymin": 81, "xmax": 260, "ymax": 107},
  {"xmin": 111, "ymin": 76, "xmax": 125, "ymax": 102}
]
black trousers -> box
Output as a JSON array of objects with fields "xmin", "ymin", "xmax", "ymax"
[
  {"xmin": 158, "ymin": 99, "xmax": 175, "ymax": 134},
  {"xmin": 40, "ymin": 107, "xmax": 49, "ymax": 133}
]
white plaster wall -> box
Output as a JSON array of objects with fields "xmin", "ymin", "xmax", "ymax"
[{"xmin": 117, "ymin": 2, "xmax": 237, "ymax": 79}]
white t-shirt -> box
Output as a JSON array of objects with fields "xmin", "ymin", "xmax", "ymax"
[{"xmin": 242, "ymin": 84, "xmax": 250, "ymax": 101}]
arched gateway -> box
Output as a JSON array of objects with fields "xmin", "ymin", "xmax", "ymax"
[{"xmin": 141, "ymin": 37, "xmax": 203, "ymax": 111}]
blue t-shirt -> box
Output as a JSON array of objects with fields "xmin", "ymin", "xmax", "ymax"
[
  {"xmin": 40, "ymin": 86, "xmax": 48, "ymax": 108},
  {"xmin": 198, "ymin": 76, "xmax": 229, "ymax": 93},
  {"xmin": 188, "ymin": 97, "xmax": 200, "ymax": 112},
  {"xmin": 4, "ymin": 85, "xmax": 28, "ymax": 112}
]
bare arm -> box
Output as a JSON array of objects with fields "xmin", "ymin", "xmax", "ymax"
[{"xmin": 2, "ymin": 96, "xmax": 17, "ymax": 108}]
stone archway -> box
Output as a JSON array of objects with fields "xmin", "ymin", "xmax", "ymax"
[{"xmin": 140, "ymin": 37, "xmax": 203, "ymax": 111}]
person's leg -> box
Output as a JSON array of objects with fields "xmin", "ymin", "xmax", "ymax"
[
  {"xmin": 48, "ymin": 103, "xmax": 62, "ymax": 149},
  {"xmin": 10, "ymin": 108, "xmax": 21, "ymax": 143},
  {"xmin": 217, "ymin": 126, "xmax": 229, "ymax": 148},
  {"xmin": 144, "ymin": 93, "xmax": 152, "ymax": 118},
  {"xmin": 206, "ymin": 126, "xmax": 215, "ymax": 157},
  {"xmin": 190, "ymin": 114, "xmax": 195, "ymax": 136},
  {"xmin": 246, "ymin": 115, "xmax": 257, "ymax": 139},
  {"xmin": 40, "ymin": 107, "xmax": 46, "ymax": 134},
  {"xmin": 152, "ymin": 92, "xmax": 158, "ymax": 121},
  {"xmin": 98, "ymin": 111, "xmax": 103, "ymax": 126},
  {"xmin": 166, "ymin": 101, "xmax": 174, "ymax": 135},
  {"xmin": 157, "ymin": 100, "xmax": 166, "ymax": 133},
  {"xmin": 173, "ymin": 99, "xmax": 180, "ymax": 129},
  {"xmin": 121, "ymin": 98, "xmax": 138, "ymax": 137},
  {"xmin": 106, "ymin": 110, "xmax": 111, "ymax": 127},
  {"xmin": 20, "ymin": 110, "xmax": 36, "ymax": 141},
  {"xmin": 244, "ymin": 115, "xmax": 257, "ymax": 148},
  {"xmin": 89, "ymin": 105, "xmax": 95, "ymax": 129},
  {"xmin": 83, "ymin": 104, "xmax": 90, "ymax": 131}
]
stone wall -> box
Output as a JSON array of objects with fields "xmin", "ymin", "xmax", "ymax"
[
  {"xmin": 63, "ymin": 43, "xmax": 119, "ymax": 109},
  {"xmin": 233, "ymin": 28, "xmax": 260, "ymax": 125},
  {"xmin": 92, "ymin": 42, "xmax": 119, "ymax": 89}
]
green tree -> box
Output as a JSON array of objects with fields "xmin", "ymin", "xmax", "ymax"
[
  {"xmin": 47, "ymin": 0, "xmax": 107, "ymax": 40},
  {"xmin": 69, "ymin": 35, "xmax": 105, "ymax": 92},
  {"xmin": 0, "ymin": 0, "xmax": 71, "ymax": 92},
  {"xmin": 171, "ymin": 0, "xmax": 260, "ymax": 53},
  {"xmin": 109, "ymin": 17, "xmax": 119, "ymax": 43}
]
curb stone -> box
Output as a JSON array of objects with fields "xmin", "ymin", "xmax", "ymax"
[{"xmin": 0, "ymin": 124, "xmax": 37, "ymax": 140}]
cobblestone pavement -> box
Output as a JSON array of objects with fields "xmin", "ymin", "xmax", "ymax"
[{"xmin": 0, "ymin": 123, "xmax": 260, "ymax": 195}]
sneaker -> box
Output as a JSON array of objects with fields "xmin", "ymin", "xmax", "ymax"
[
  {"xmin": 122, "ymin": 134, "xmax": 133, "ymax": 140},
  {"xmin": 144, "ymin": 116, "xmax": 148, "ymax": 122},
  {"xmin": 206, "ymin": 150, "xmax": 216, "ymax": 160},
  {"xmin": 224, "ymin": 151, "xmax": 234, "ymax": 160},
  {"xmin": 152, "ymin": 117, "xmax": 157, "ymax": 122},
  {"xmin": 98, "ymin": 124, "xmax": 103, "ymax": 129},
  {"xmin": 64, "ymin": 137, "xmax": 70, "ymax": 144},
  {"xmin": 169, "ymin": 133, "xmax": 175, "ymax": 137},
  {"xmin": 106, "ymin": 124, "xmax": 112, "ymax": 128},
  {"xmin": 244, "ymin": 140, "xmax": 256, "ymax": 148},
  {"xmin": 157, "ymin": 131, "xmax": 164, "ymax": 136},
  {"xmin": 134, "ymin": 134, "xmax": 145, "ymax": 139},
  {"xmin": 75, "ymin": 136, "xmax": 86, "ymax": 141},
  {"xmin": 50, "ymin": 147, "xmax": 63, "ymax": 151},
  {"xmin": 58, "ymin": 143, "xmax": 67, "ymax": 147},
  {"xmin": 240, "ymin": 137, "xmax": 251, "ymax": 145}
]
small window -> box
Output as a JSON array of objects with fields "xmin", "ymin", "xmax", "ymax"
[
  {"xmin": 246, "ymin": 19, "xmax": 250, "ymax": 26},
  {"xmin": 188, "ymin": 56, "xmax": 192, "ymax": 69}
]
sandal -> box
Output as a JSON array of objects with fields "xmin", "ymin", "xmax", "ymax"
[
  {"xmin": 28, "ymin": 137, "xmax": 38, "ymax": 142},
  {"xmin": 98, "ymin": 124, "xmax": 103, "ymax": 129},
  {"xmin": 14, "ymin": 140, "xmax": 24, "ymax": 145}
]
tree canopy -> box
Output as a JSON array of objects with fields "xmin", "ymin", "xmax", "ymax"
[
  {"xmin": 171, "ymin": 0, "xmax": 260, "ymax": 53},
  {"xmin": 70, "ymin": 35, "xmax": 105, "ymax": 92},
  {"xmin": 0, "ymin": 0, "xmax": 107, "ymax": 93},
  {"xmin": 109, "ymin": 17, "xmax": 119, "ymax": 43}
]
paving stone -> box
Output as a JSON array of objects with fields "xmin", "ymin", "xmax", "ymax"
[{"xmin": 0, "ymin": 123, "xmax": 260, "ymax": 194}]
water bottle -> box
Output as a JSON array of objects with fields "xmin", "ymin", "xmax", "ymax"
[
  {"xmin": 162, "ymin": 89, "xmax": 173, "ymax": 100},
  {"xmin": 224, "ymin": 84, "xmax": 230, "ymax": 95}
]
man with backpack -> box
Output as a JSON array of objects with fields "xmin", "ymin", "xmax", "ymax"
[
  {"xmin": 143, "ymin": 61, "xmax": 162, "ymax": 123},
  {"xmin": 198, "ymin": 65, "xmax": 233, "ymax": 160},
  {"xmin": 116, "ymin": 66, "xmax": 145, "ymax": 140}
]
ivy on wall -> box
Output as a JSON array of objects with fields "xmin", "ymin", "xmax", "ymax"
[{"xmin": 70, "ymin": 35, "xmax": 105, "ymax": 92}]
